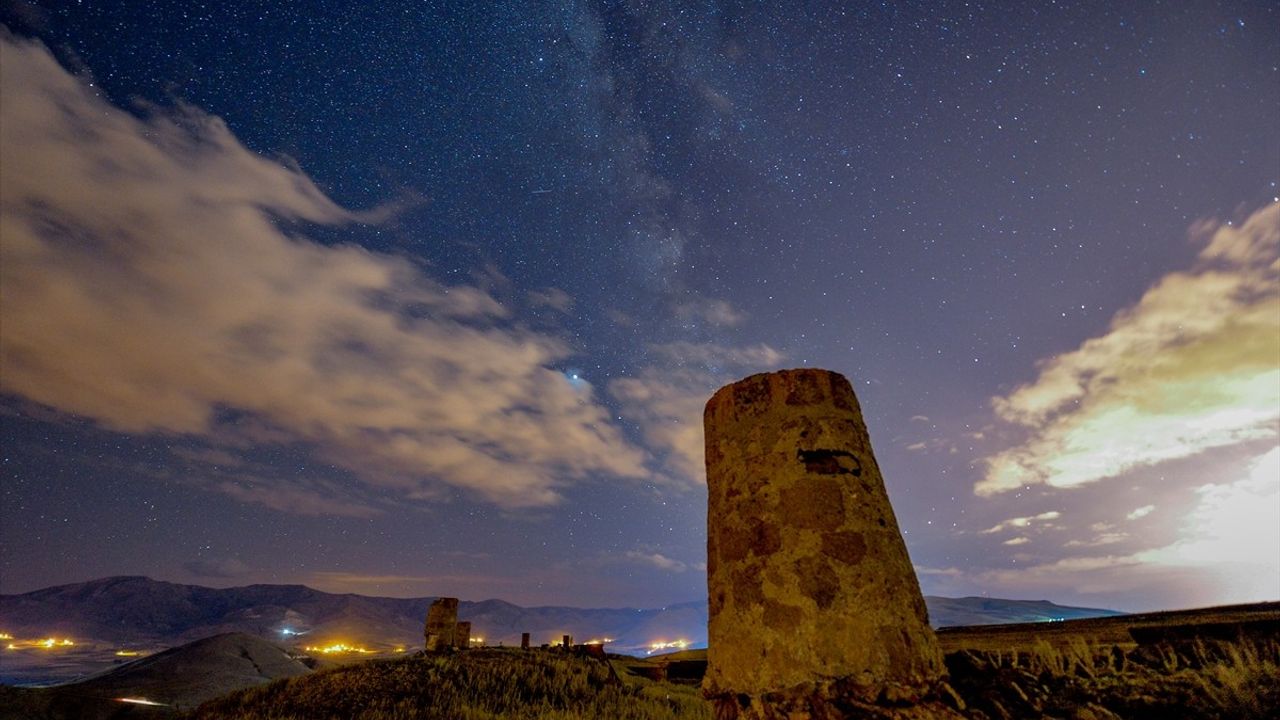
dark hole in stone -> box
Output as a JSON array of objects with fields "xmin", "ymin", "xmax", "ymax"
[{"xmin": 796, "ymin": 448, "xmax": 862, "ymax": 476}]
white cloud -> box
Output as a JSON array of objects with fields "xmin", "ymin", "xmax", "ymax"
[
  {"xmin": 611, "ymin": 344, "xmax": 786, "ymax": 484},
  {"xmin": 1126, "ymin": 505, "xmax": 1156, "ymax": 520},
  {"xmin": 979, "ymin": 203, "xmax": 1280, "ymax": 496},
  {"xmin": 610, "ymin": 368, "xmax": 713, "ymax": 482},
  {"xmin": 625, "ymin": 551, "xmax": 693, "ymax": 573},
  {"xmin": 0, "ymin": 36, "xmax": 649, "ymax": 511},
  {"xmin": 1064, "ymin": 530, "xmax": 1131, "ymax": 548},
  {"xmin": 1137, "ymin": 447, "xmax": 1280, "ymax": 597},
  {"xmin": 980, "ymin": 510, "xmax": 1061, "ymax": 534},
  {"xmin": 606, "ymin": 340, "xmax": 778, "ymax": 484},
  {"xmin": 1003, "ymin": 537, "xmax": 1030, "ymax": 546}
]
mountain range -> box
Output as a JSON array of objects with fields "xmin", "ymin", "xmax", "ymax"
[{"xmin": 1, "ymin": 576, "xmax": 1123, "ymax": 656}]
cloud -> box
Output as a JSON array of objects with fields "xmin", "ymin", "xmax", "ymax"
[
  {"xmin": 979, "ymin": 203, "xmax": 1280, "ymax": 496},
  {"xmin": 1064, "ymin": 532, "xmax": 1129, "ymax": 548},
  {"xmin": 980, "ymin": 510, "xmax": 1061, "ymax": 534},
  {"xmin": 611, "ymin": 369, "xmax": 711, "ymax": 482},
  {"xmin": 1003, "ymin": 537, "xmax": 1030, "ymax": 546},
  {"xmin": 0, "ymin": 35, "xmax": 649, "ymax": 510},
  {"xmin": 307, "ymin": 571, "xmax": 529, "ymax": 598},
  {"xmin": 527, "ymin": 287, "xmax": 574, "ymax": 313},
  {"xmin": 672, "ymin": 297, "xmax": 747, "ymax": 327},
  {"xmin": 1126, "ymin": 505, "xmax": 1156, "ymax": 520},
  {"xmin": 624, "ymin": 551, "xmax": 698, "ymax": 573},
  {"xmin": 610, "ymin": 343, "xmax": 785, "ymax": 483},
  {"xmin": 647, "ymin": 341, "xmax": 784, "ymax": 369},
  {"xmin": 914, "ymin": 566, "xmax": 964, "ymax": 578},
  {"xmin": 1137, "ymin": 447, "xmax": 1280, "ymax": 594},
  {"xmin": 213, "ymin": 475, "xmax": 381, "ymax": 517}
]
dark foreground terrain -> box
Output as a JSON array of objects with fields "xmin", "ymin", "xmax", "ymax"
[{"xmin": 3, "ymin": 603, "xmax": 1276, "ymax": 719}]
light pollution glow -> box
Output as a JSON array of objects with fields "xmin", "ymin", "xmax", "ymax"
[
  {"xmin": 304, "ymin": 643, "xmax": 375, "ymax": 655},
  {"xmin": 4, "ymin": 636, "xmax": 75, "ymax": 650},
  {"xmin": 646, "ymin": 639, "xmax": 691, "ymax": 655}
]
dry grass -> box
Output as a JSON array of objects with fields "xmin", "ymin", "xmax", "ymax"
[
  {"xmin": 184, "ymin": 637, "xmax": 1277, "ymax": 719},
  {"xmin": 187, "ymin": 649, "xmax": 711, "ymax": 720},
  {"xmin": 946, "ymin": 635, "xmax": 1280, "ymax": 720}
]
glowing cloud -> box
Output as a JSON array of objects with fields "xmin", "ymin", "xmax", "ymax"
[
  {"xmin": 1137, "ymin": 448, "xmax": 1280, "ymax": 597},
  {"xmin": 979, "ymin": 203, "xmax": 1280, "ymax": 496},
  {"xmin": 0, "ymin": 36, "xmax": 648, "ymax": 510}
]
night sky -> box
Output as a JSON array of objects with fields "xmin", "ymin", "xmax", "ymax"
[{"xmin": 1, "ymin": 1, "xmax": 1277, "ymax": 613}]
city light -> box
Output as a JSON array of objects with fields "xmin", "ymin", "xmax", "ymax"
[
  {"xmin": 3, "ymin": 636, "xmax": 76, "ymax": 650},
  {"xmin": 117, "ymin": 697, "xmax": 166, "ymax": 706},
  {"xmin": 303, "ymin": 642, "xmax": 375, "ymax": 655},
  {"xmin": 646, "ymin": 639, "xmax": 690, "ymax": 655}
]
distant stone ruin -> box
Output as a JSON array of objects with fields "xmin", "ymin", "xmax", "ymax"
[
  {"xmin": 703, "ymin": 369, "xmax": 963, "ymax": 719},
  {"xmin": 455, "ymin": 621, "xmax": 472, "ymax": 650},
  {"xmin": 521, "ymin": 632, "xmax": 531, "ymax": 650},
  {"xmin": 424, "ymin": 597, "xmax": 458, "ymax": 651}
]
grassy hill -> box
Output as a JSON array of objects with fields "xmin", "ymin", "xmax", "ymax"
[
  {"xmin": 191, "ymin": 648, "xmax": 710, "ymax": 720},
  {"xmin": 0, "ymin": 633, "xmax": 311, "ymax": 720}
]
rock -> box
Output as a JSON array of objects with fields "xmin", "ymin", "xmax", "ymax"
[
  {"xmin": 1071, "ymin": 704, "xmax": 1122, "ymax": 720},
  {"xmin": 703, "ymin": 369, "xmax": 962, "ymax": 719},
  {"xmin": 424, "ymin": 597, "xmax": 458, "ymax": 651}
]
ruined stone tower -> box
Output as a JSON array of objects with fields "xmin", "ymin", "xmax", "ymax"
[
  {"xmin": 703, "ymin": 369, "xmax": 959, "ymax": 719},
  {"xmin": 454, "ymin": 621, "xmax": 472, "ymax": 650},
  {"xmin": 424, "ymin": 597, "xmax": 458, "ymax": 651}
]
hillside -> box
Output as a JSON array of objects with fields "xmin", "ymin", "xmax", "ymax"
[
  {"xmin": 194, "ymin": 610, "xmax": 1280, "ymax": 720},
  {"xmin": 0, "ymin": 632, "xmax": 312, "ymax": 720},
  {"xmin": 190, "ymin": 648, "xmax": 708, "ymax": 720}
]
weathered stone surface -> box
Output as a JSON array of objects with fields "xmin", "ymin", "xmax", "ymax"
[
  {"xmin": 455, "ymin": 621, "xmax": 471, "ymax": 650},
  {"xmin": 703, "ymin": 369, "xmax": 961, "ymax": 719},
  {"xmin": 424, "ymin": 597, "xmax": 458, "ymax": 651},
  {"xmin": 521, "ymin": 632, "xmax": 531, "ymax": 650}
]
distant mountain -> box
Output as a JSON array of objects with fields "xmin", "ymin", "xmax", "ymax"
[
  {"xmin": 0, "ymin": 632, "xmax": 311, "ymax": 719},
  {"xmin": 926, "ymin": 596, "xmax": 1126, "ymax": 627},
  {"xmin": 0, "ymin": 576, "xmax": 1122, "ymax": 658}
]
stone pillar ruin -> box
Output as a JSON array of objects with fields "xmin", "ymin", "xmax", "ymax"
[
  {"xmin": 562, "ymin": 634, "xmax": 573, "ymax": 649},
  {"xmin": 455, "ymin": 621, "xmax": 472, "ymax": 650},
  {"xmin": 521, "ymin": 632, "xmax": 531, "ymax": 650},
  {"xmin": 703, "ymin": 369, "xmax": 961, "ymax": 719},
  {"xmin": 424, "ymin": 597, "xmax": 458, "ymax": 652}
]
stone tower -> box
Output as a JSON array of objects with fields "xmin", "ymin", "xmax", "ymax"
[
  {"xmin": 703, "ymin": 369, "xmax": 960, "ymax": 719},
  {"xmin": 424, "ymin": 597, "xmax": 458, "ymax": 651}
]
